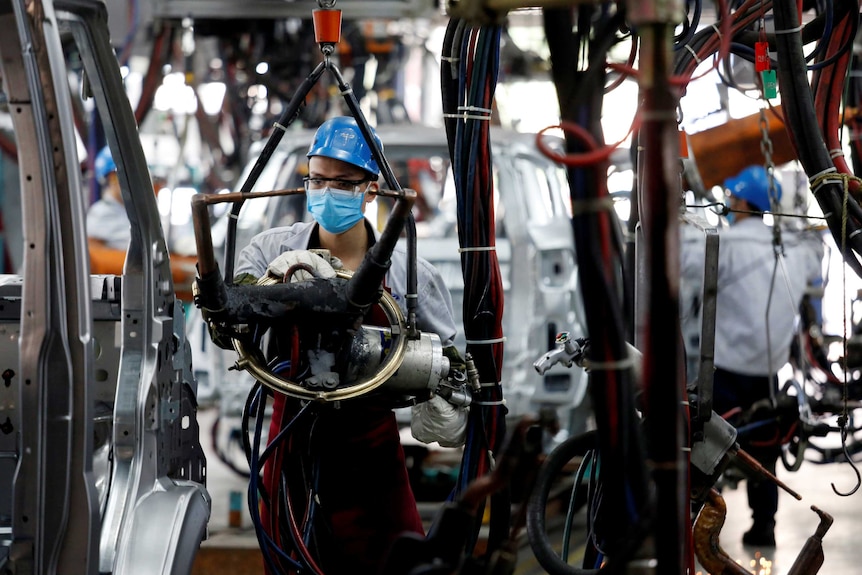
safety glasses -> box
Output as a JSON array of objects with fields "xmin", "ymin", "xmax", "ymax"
[{"xmin": 303, "ymin": 176, "xmax": 367, "ymax": 196}]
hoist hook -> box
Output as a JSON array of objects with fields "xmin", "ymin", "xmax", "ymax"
[{"xmin": 830, "ymin": 424, "xmax": 861, "ymax": 497}]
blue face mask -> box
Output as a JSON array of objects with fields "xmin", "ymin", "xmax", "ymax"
[{"xmin": 307, "ymin": 187, "xmax": 366, "ymax": 234}]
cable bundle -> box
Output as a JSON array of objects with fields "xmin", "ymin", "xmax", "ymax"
[
  {"xmin": 669, "ymin": 0, "xmax": 862, "ymax": 275},
  {"xmin": 538, "ymin": 5, "xmax": 652, "ymax": 568},
  {"xmin": 773, "ymin": 0, "xmax": 862, "ymax": 276},
  {"xmin": 812, "ymin": 3, "xmax": 860, "ymax": 191},
  {"xmin": 440, "ymin": 17, "xmax": 508, "ymax": 556}
]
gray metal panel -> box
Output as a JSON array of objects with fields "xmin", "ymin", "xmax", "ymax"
[
  {"xmin": 112, "ymin": 479, "xmax": 210, "ymax": 575},
  {"xmin": 152, "ymin": 0, "xmax": 440, "ymax": 20}
]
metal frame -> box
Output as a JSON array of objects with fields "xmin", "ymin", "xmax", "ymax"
[
  {"xmin": 152, "ymin": 0, "xmax": 440, "ymax": 20},
  {"xmin": 0, "ymin": 1, "xmax": 209, "ymax": 573}
]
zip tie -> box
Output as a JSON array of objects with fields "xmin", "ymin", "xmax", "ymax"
[
  {"xmin": 583, "ymin": 355, "xmax": 634, "ymax": 372},
  {"xmin": 829, "ymin": 148, "xmax": 845, "ymax": 159},
  {"xmin": 810, "ymin": 170, "xmax": 862, "ymax": 196},
  {"xmin": 711, "ymin": 23, "xmax": 722, "ymax": 39},
  {"xmin": 808, "ymin": 167, "xmax": 839, "ymax": 195},
  {"xmin": 228, "ymin": 211, "xmax": 239, "ymax": 219},
  {"xmin": 339, "ymin": 87, "xmax": 354, "ymax": 96},
  {"xmin": 440, "ymin": 56, "xmax": 460, "ymax": 63},
  {"xmin": 273, "ymin": 122, "xmax": 288, "ymax": 132},
  {"xmin": 459, "ymin": 105, "xmax": 492, "ymax": 114},
  {"xmin": 465, "ymin": 336, "xmax": 507, "ymax": 344},
  {"xmin": 571, "ymin": 196, "xmax": 615, "ymax": 216},
  {"xmin": 684, "ymin": 44, "xmax": 702, "ymax": 65},
  {"xmin": 473, "ymin": 399, "xmax": 506, "ymax": 406},
  {"xmin": 443, "ymin": 105, "xmax": 493, "ymax": 122},
  {"xmin": 809, "ymin": 166, "xmax": 838, "ymax": 181},
  {"xmin": 458, "ymin": 246, "xmax": 496, "ymax": 252},
  {"xmin": 443, "ymin": 112, "xmax": 492, "ymax": 121},
  {"xmin": 404, "ymin": 293, "xmax": 418, "ymax": 299},
  {"xmin": 480, "ymin": 381, "xmax": 501, "ymax": 387},
  {"xmin": 774, "ymin": 25, "xmax": 803, "ymax": 35}
]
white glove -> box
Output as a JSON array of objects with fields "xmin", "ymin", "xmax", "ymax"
[
  {"xmin": 265, "ymin": 249, "xmax": 339, "ymax": 283},
  {"xmin": 410, "ymin": 395, "xmax": 468, "ymax": 448}
]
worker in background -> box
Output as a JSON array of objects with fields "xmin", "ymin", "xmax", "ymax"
[
  {"xmin": 681, "ymin": 165, "xmax": 824, "ymax": 548},
  {"xmin": 86, "ymin": 145, "xmax": 197, "ymax": 299},
  {"xmin": 232, "ymin": 116, "xmax": 466, "ymax": 575}
]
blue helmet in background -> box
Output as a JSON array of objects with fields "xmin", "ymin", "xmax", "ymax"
[
  {"xmin": 723, "ymin": 165, "xmax": 782, "ymax": 212},
  {"xmin": 307, "ymin": 116, "xmax": 382, "ymax": 177},
  {"xmin": 95, "ymin": 145, "xmax": 117, "ymax": 184}
]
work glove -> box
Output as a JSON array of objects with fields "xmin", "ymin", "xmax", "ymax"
[
  {"xmin": 262, "ymin": 249, "xmax": 341, "ymax": 283},
  {"xmin": 411, "ymin": 394, "xmax": 468, "ymax": 448}
]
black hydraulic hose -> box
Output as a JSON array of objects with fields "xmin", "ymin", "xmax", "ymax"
[
  {"xmin": 526, "ymin": 431, "xmax": 601, "ymax": 575},
  {"xmin": 327, "ymin": 62, "xmax": 420, "ymax": 337},
  {"xmin": 773, "ymin": 0, "xmax": 862, "ymax": 276},
  {"xmin": 346, "ymin": 189, "xmax": 416, "ymax": 313},
  {"xmin": 224, "ymin": 60, "xmax": 327, "ymax": 281},
  {"xmin": 440, "ymin": 18, "xmax": 465, "ymax": 163}
]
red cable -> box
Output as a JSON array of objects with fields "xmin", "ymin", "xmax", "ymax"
[{"xmin": 535, "ymin": 119, "xmax": 639, "ymax": 168}]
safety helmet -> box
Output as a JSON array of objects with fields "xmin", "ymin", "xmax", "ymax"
[
  {"xmin": 723, "ymin": 165, "xmax": 782, "ymax": 212},
  {"xmin": 95, "ymin": 145, "xmax": 117, "ymax": 184},
  {"xmin": 307, "ymin": 116, "xmax": 382, "ymax": 177}
]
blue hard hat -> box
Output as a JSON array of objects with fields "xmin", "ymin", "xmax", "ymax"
[
  {"xmin": 95, "ymin": 146, "xmax": 117, "ymax": 183},
  {"xmin": 724, "ymin": 165, "xmax": 782, "ymax": 212},
  {"xmin": 307, "ymin": 116, "xmax": 382, "ymax": 177}
]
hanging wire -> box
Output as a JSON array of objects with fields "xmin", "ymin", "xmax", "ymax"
[{"xmin": 832, "ymin": 179, "xmax": 862, "ymax": 496}]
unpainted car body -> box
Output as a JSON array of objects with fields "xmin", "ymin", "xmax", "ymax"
[{"xmin": 0, "ymin": 1, "xmax": 208, "ymax": 573}]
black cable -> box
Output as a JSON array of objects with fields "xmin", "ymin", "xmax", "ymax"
[
  {"xmin": 543, "ymin": 3, "xmax": 651, "ymax": 565},
  {"xmin": 224, "ymin": 60, "xmax": 327, "ymax": 281},
  {"xmin": 526, "ymin": 431, "xmax": 600, "ymax": 575},
  {"xmin": 211, "ymin": 414, "xmax": 251, "ymax": 479}
]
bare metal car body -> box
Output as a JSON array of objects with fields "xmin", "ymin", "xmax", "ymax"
[
  {"xmin": 193, "ymin": 124, "xmax": 589, "ymax": 432},
  {"xmin": 0, "ymin": 1, "xmax": 208, "ymax": 573}
]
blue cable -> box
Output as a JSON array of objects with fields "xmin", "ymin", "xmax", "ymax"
[{"xmin": 247, "ymin": 386, "xmax": 303, "ymax": 573}]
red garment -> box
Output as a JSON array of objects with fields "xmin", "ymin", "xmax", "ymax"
[
  {"xmin": 261, "ymin": 293, "xmax": 423, "ymax": 575},
  {"xmin": 263, "ymin": 394, "xmax": 424, "ymax": 575}
]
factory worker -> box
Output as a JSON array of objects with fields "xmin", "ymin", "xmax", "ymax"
[
  {"xmin": 233, "ymin": 116, "xmax": 465, "ymax": 575},
  {"xmin": 681, "ymin": 164, "xmax": 823, "ymax": 548},
  {"xmin": 85, "ymin": 145, "xmax": 197, "ymax": 298}
]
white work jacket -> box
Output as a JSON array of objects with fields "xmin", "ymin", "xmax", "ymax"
[{"xmin": 681, "ymin": 218, "xmax": 823, "ymax": 376}]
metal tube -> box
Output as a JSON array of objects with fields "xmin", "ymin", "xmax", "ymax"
[
  {"xmin": 787, "ymin": 506, "xmax": 833, "ymax": 575},
  {"xmin": 637, "ymin": 20, "xmax": 687, "ymax": 574}
]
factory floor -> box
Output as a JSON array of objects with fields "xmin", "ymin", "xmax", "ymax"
[{"xmin": 192, "ymin": 406, "xmax": 862, "ymax": 575}]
